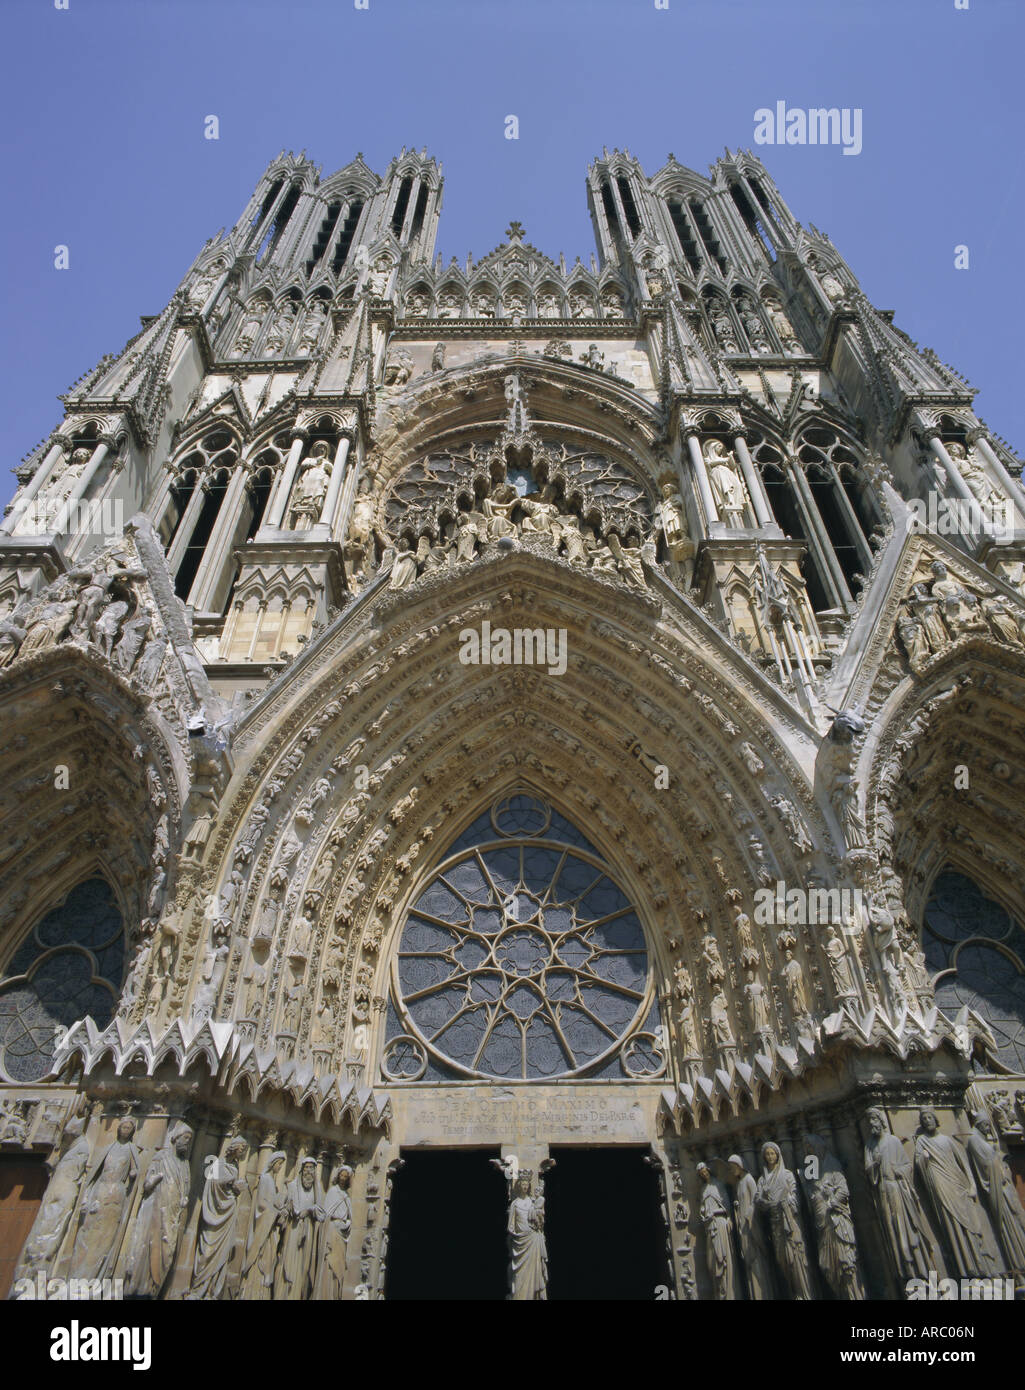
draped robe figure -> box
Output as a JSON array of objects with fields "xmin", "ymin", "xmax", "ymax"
[
  {"xmin": 508, "ymin": 1173, "xmax": 547, "ymax": 1300},
  {"xmin": 728, "ymin": 1157, "xmax": 774, "ymax": 1300},
  {"xmin": 274, "ymin": 1159, "xmax": 324, "ymax": 1300},
  {"xmin": 190, "ymin": 1138, "xmax": 247, "ymax": 1300},
  {"xmin": 802, "ymin": 1136, "xmax": 864, "ymax": 1299},
  {"xmin": 862, "ymin": 1108, "xmax": 933, "ymax": 1281},
  {"xmin": 240, "ymin": 1151, "xmax": 286, "ymax": 1300},
  {"xmin": 15, "ymin": 1118, "xmax": 90, "ymax": 1276},
  {"xmin": 696, "ymin": 1163, "xmax": 737, "ymax": 1300},
  {"xmin": 913, "ymin": 1110, "xmax": 1000, "ymax": 1279},
  {"xmin": 754, "ymin": 1143, "xmax": 813, "ymax": 1299},
  {"xmin": 70, "ymin": 1119, "xmax": 140, "ymax": 1280},
  {"xmin": 315, "ymin": 1165, "xmax": 353, "ymax": 1300},
  {"xmin": 124, "ymin": 1123, "xmax": 194, "ymax": 1298},
  {"xmin": 965, "ymin": 1118, "xmax": 1025, "ymax": 1275}
]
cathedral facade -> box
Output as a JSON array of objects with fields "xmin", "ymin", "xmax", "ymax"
[{"xmin": 1, "ymin": 145, "xmax": 1024, "ymax": 1302}]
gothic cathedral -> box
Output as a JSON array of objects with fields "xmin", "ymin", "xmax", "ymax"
[{"xmin": 1, "ymin": 146, "xmax": 1024, "ymax": 1302}]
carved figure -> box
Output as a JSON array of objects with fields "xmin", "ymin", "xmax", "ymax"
[
  {"xmin": 124, "ymin": 1122, "xmax": 194, "ymax": 1298},
  {"xmin": 754, "ymin": 1142, "xmax": 813, "ymax": 1299}
]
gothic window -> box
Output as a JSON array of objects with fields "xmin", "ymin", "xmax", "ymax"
[
  {"xmin": 387, "ymin": 795, "xmax": 660, "ymax": 1082},
  {"xmin": 256, "ymin": 182, "xmax": 300, "ymax": 266},
  {"xmin": 391, "ymin": 176, "xmax": 414, "ymax": 236},
  {"xmin": 796, "ymin": 429, "xmax": 876, "ymax": 599},
  {"xmin": 330, "ymin": 198, "xmax": 365, "ymax": 274},
  {"xmin": 688, "ymin": 199, "xmax": 728, "ymax": 275},
  {"xmin": 306, "ymin": 201, "xmax": 342, "ymax": 276},
  {"xmin": 922, "ymin": 869, "xmax": 1025, "ymax": 1074},
  {"xmin": 0, "ymin": 879, "xmax": 125, "ymax": 1083},
  {"xmin": 668, "ymin": 200, "xmax": 702, "ymax": 275},
  {"xmin": 728, "ymin": 182, "xmax": 775, "ymax": 262},
  {"xmin": 616, "ymin": 177, "xmax": 642, "ymax": 236}
]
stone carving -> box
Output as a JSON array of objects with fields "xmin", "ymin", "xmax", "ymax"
[
  {"xmin": 315, "ymin": 1163, "xmax": 353, "ymax": 1300},
  {"xmin": 15, "ymin": 1116, "xmax": 91, "ymax": 1276},
  {"xmin": 705, "ymin": 440, "xmax": 749, "ymax": 527},
  {"xmin": 801, "ymin": 1135, "xmax": 864, "ymax": 1299},
  {"xmin": 754, "ymin": 1141, "xmax": 813, "ymax": 1299},
  {"xmin": 862, "ymin": 1108, "xmax": 933, "ymax": 1281},
  {"xmin": 913, "ymin": 1109, "xmax": 1000, "ymax": 1279},
  {"xmin": 289, "ymin": 441, "xmax": 332, "ymax": 530},
  {"xmin": 727, "ymin": 1155, "xmax": 773, "ymax": 1300},
  {"xmin": 964, "ymin": 1116, "xmax": 1025, "ymax": 1274},
  {"xmin": 275, "ymin": 1157, "xmax": 325, "ymax": 1299},
  {"xmin": 384, "ymin": 347, "xmax": 414, "ymax": 386},
  {"xmin": 506, "ymin": 1170, "xmax": 548, "ymax": 1300},
  {"xmin": 189, "ymin": 1136, "xmax": 248, "ymax": 1300},
  {"xmin": 124, "ymin": 1122, "xmax": 194, "ymax": 1298},
  {"xmin": 70, "ymin": 1117, "xmax": 140, "ymax": 1280},
  {"xmin": 240, "ymin": 1150, "xmax": 286, "ymax": 1300},
  {"xmin": 823, "ymin": 923, "xmax": 858, "ymax": 1001},
  {"xmin": 696, "ymin": 1161, "xmax": 736, "ymax": 1299}
]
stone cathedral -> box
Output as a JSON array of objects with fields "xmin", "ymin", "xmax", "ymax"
[{"xmin": 1, "ymin": 144, "xmax": 1024, "ymax": 1304}]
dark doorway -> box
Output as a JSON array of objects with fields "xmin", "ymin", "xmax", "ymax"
[
  {"xmin": 545, "ymin": 1147, "xmax": 668, "ymax": 1300},
  {"xmin": 385, "ymin": 1148, "xmax": 508, "ymax": 1300},
  {"xmin": 0, "ymin": 1156, "xmax": 48, "ymax": 1299}
]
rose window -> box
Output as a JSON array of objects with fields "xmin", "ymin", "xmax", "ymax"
[{"xmin": 390, "ymin": 795, "xmax": 657, "ymax": 1080}]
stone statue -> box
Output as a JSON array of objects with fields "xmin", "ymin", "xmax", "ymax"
[
  {"xmin": 704, "ymin": 440, "xmax": 748, "ymax": 526},
  {"xmin": 112, "ymin": 612, "xmax": 151, "ymax": 673},
  {"xmin": 289, "ymin": 441, "xmax": 332, "ymax": 530},
  {"xmin": 754, "ymin": 1141, "xmax": 814, "ymax": 1299},
  {"xmin": 275, "ymin": 1158, "xmax": 325, "ymax": 1300},
  {"xmin": 15, "ymin": 1116, "xmax": 91, "ymax": 1275},
  {"xmin": 240, "ymin": 1150, "xmax": 286, "ymax": 1300},
  {"xmin": 70, "ymin": 1117, "xmax": 140, "ymax": 1280},
  {"xmin": 964, "ymin": 1116, "xmax": 1025, "ymax": 1274},
  {"xmin": 727, "ymin": 1155, "xmax": 773, "ymax": 1300},
  {"xmin": 862, "ymin": 1108, "xmax": 933, "ymax": 1281},
  {"xmin": 482, "ymin": 481, "xmax": 519, "ymax": 540},
  {"xmin": 709, "ymin": 986, "xmax": 735, "ymax": 1050},
  {"xmin": 431, "ymin": 342, "xmax": 446, "ymax": 370},
  {"xmin": 519, "ymin": 484, "xmax": 560, "ymax": 539},
  {"xmin": 315, "ymin": 1164, "xmax": 353, "ymax": 1300},
  {"xmin": 696, "ymin": 1161, "xmax": 737, "ymax": 1299},
  {"xmin": 554, "ymin": 512, "xmax": 587, "ymax": 566},
  {"xmin": 189, "ymin": 1136, "xmax": 248, "ymax": 1300},
  {"xmin": 507, "ymin": 1171, "xmax": 548, "ymax": 1300},
  {"xmin": 767, "ymin": 300, "xmax": 801, "ymax": 352},
  {"xmin": 744, "ymin": 968, "xmax": 773, "ymax": 1040},
  {"xmin": 913, "ymin": 1109, "xmax": 1000, "ymax": 1279},
  {"xmin": 779, "ymin": 937, "xmax": 811, "ymax": 1020},
  {"xmin": 823, "ymin": 923, "xmax": 857, "ymax": 1000},
  {"xmin": 897, "ymin": 612, "xmax": 929, "ymax": 667},
  {"xmin": 388, "ymin": 537, "xmax": 418, "ymax": 590},
  {"xmin": 124, "ymin": 1122, "xmax": 194, "ymax": 1298},
  {"xmin": 802, "ymin": 1135, "xmax": 864, "ymax": 1299}
]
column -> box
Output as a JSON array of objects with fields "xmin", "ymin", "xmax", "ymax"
[
  {"xmin": 319, "ymin": 434, "xmax": 352, "ymax": 533},
  {"xmin": 186, "ymin": 467, "xmax": 252, "ymax": 613},
  {"xmin": 263, "ymin": 433, "xmax": 306, "ymax": 530},
  {"xmin": 733, "ymin": 435, "xmax": 773, "ymax": 527},
  {"xmin": 0, "ymin": 437, "xmax": 68, "ymax": 535},
  {"xmin": 686, "ymin": 433, "xmax": 718, "ymax": 533},
  {"xmin": 53, "ymin": 439, "xmax": 111, "ymax": 535},
  {"xmin": 786, "ymin": 459, "xmax": 849, "ymax": 609},
  {"xmin": 165, "ymin": 476, "xmax": 209, "ymax": 577}
]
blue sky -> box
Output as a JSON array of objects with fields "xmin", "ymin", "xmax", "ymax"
[{"xmin": 1, "ymin": 0, "xmax": 1022, "ymax": 509}]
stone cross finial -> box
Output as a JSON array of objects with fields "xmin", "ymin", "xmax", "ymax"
[{"xmin": 506, "ymin": 221, "xmax": 525, "ymax": 241}]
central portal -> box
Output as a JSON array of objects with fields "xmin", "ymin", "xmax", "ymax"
[
  {"xmin": 544, "ymin": 1147, "xmax": 668, "ymax": 1300},
  {"xmin": 385, "ymin": 1149, "xmax": 508, "ymax": 1300}
]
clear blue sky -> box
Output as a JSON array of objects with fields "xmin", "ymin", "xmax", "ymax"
[{"xmin": 1, "ymin": 0, "xmax": 1021, "ymax": 509}]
